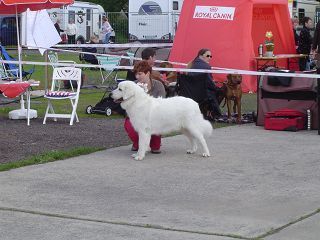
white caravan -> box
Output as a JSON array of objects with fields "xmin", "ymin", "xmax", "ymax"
[
  {"xmin": 291, "ymin": 0, "xmax": 320, "ymax": 21},
  {"xmin": 47, "ymin": 1, "xmax": 108, "ymax": 43},
  {"xmin": 128, "ymin": 0, "xmax": 183, "ymax": 42}
]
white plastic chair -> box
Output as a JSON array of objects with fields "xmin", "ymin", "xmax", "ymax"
[
  {"xmin": 48, "ymin": 51, "xmax": 76, "ymax": 69},
  {"xmin": 96, "ymin": 55, "xmax": 121, "ymax": 87},
  {"xmin": 126, "ymin": 51, "xmax": 135, "ymax": 66},
  {"xmin": 47, "ymin": 51, "xmax": 78, "ymax": 91},
  {"xmin": 43, "ymin": 67, "xmax": 82, "ymax": 125}
]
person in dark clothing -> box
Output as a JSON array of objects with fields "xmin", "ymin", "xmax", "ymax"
[
  {"xmin": 188, "ymin": 48, "xmax": 222, "ymax": 119},
  {"xmin": 81, "ymin": 35, "xmax": 99, "ymax": 65},
  {"xmin": 312, "ymin": 20, "xmax": 320, "ymax": 74},
  {"xmin": 54, "ymin": 19, "xmax": 64, "ymax": 36},
  {"xmin": 126, "ymin": 48, "xmax": 162, "ymax": 81},
  {"xmin": 297, "ymin": 16, "xmax": 313, "ymax": 71}
]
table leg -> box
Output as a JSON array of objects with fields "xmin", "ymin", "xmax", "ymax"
[{"xmin": 27, "ymin": 89, "xmax": 30, "ymax": 126}]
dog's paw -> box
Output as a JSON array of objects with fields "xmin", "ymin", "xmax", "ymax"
[
  {"xmin": 202, "ymin": 152, "xmax": 211, "ymax": 157},
  {"xmin": 187, "ymin": 149, "xmax": 195, "ymax": 154},
  {"xmin": 131, "ymin": 153, "xmax": 144, "ymax": 161},
  {"xmin": 134, "ymin": 155, "xmax": 144, "ymax": 161}
]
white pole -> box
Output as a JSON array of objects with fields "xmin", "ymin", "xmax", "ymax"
[
  {"xmin": 15, "ymin": 5, "xmax": 23, "ymax": 82},
  {"xmin": 15, "ymin": 6, "xmax": 25, "ymax": 111},
  {"xmin": 8, "ymin": 6, "xmax": 37, "ymax": 122}
]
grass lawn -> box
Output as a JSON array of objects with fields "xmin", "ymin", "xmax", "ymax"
[
  {"xmin": 0, "ymin": 51, "xmax": 128, "ymax": 118},
  {"xmin": 2, "ymin": 51, "xmax": 258, "ymax": 118},
  {"xmin": 0, "ymin": 51, "xmax": 258, "ymax": 170}
]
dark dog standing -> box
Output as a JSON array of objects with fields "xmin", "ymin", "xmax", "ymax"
[{"xmin": 223, "ymin": 74, "xmax": 243, "ymax": 123}]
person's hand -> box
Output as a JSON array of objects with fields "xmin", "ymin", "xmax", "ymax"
[
  {"xmin": 137, "ymin": 82, "xmax": 148, "ymax": 92},
  {"xmin": 161, "ymin": 73, "xmax": 167, "ymax": 81},
  {"xmin": 160, "ymin": 74, "xmax": 169, "ymax": 86}
]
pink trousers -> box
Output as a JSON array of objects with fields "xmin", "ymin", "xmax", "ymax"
[{"xmin": 124, "ymin": 117, "xmax": 161, "ymax": 150}]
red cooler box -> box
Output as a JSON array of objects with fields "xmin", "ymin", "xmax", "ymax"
[{"xmin": 264, "ymin": 109, "xmax": 306, "ymax": 131}]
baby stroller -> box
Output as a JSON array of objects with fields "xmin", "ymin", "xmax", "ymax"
[{"xmin": 85, "ymin": 81, "xmax": 126, "ymax": 117}]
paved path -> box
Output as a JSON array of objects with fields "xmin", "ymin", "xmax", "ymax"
[{"xmin": 0, "ymin": 124, "xmax": 319, "ymax": 240}]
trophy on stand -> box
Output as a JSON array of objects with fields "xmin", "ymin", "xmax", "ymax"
[{"xmin": 264, "ymin": 31, "xmax": 274, "ymax": 57}]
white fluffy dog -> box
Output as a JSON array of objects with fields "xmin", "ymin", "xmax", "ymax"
[{"xmin": 111, "ymin": 81, "xmax": 212, "ymax": 161}]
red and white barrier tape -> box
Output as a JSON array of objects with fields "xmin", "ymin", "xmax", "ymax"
[
  {"xmin": 54, "ymin": 43, "xmax": 173, "ymax": 48},
  {"xmin": 1, "ymin": 59, "xmax": 319, "ymax": 79}
]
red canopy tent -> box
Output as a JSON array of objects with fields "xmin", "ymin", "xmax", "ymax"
[{"xmin": 169, "ymin": 0, "xmax": 296, "ymax": 93}]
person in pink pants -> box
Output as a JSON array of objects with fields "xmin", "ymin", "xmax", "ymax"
[
  {"xmin": 124, "ymin": 117, "xmax": 161, "ymax": 153},
  {"xmin": 124, "ymin": 60, "xmax": 166, "ymax": 153}
]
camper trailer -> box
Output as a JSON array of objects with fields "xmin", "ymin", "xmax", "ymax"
[
  {"xmin": 291, "ymin": 0, "xmax": 320, "ymax": 22},
  {"xmin": 47, "ymin": 1, "xmax": 110, "ymax": 43},
  {"xmin": 128, "ymin": 0, "xmax": 183, "ymax": 42},
  {"xmin": 0, "ymin": 16, "xmax": 17, "ymax": 46}
]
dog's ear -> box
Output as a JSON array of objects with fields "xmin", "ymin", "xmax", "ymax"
[
  {"xmin": 227, "ymin": 74, "xmax": 232, "ymax": 81},
  {"xmin": 122, "ymin": 82, "xmax": 144, "ymax": 100},
  {"xmin": 122, "ymin": 84, "xmax": 133, "ymax": 100}
]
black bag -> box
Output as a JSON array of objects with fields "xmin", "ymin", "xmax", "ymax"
[
  {"xmin": 64, "ymin": 73, "xmax": 85, "ymax": 89},
  {"xmin": 266, "ymin": 68, "xmax": 292, "ymax": 87}
]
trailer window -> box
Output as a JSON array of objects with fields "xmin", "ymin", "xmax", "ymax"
[
  {"xmin": 86, "ymin": 9, "xmax": 91, "ymax": 21},
  {"xmin": 98, "ymin": 15, "xmax": 101, "ymax": 28},
  {"xmin": 298, "ymin": 8, "xmax": 305, "ymax": 24},
  {"xmin": 138, "ymin": 1, "xmax": 162, "ymax": 15},
  {"xmin": 173, "ymin": 1, "xmax": 179, "ymax": 11},
  {"xmin": 69, "ymin": 10, "xmax": 75, "ymax": 23},
  {"xmin": 293, "ymin": 0, "xmax": 297, "ymax": 9}
]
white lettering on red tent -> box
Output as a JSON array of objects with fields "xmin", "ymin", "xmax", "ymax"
[{"xmin": 193, "ymin": 6, "xmax": 235, "ymax": 20}]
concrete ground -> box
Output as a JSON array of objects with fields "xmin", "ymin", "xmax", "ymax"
[{"xmin": 0, "ymin": 124, "xmax": 319, "ymax": 240}]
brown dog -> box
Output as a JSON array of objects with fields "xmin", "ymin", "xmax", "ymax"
[{"xmin": 224, "ymin": 74, "xmax": 242, "ymax": 123}]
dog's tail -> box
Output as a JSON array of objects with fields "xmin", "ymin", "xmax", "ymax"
[{"xmin": 198, "ymin": 117, "xmax": 213, "ymax": 136}]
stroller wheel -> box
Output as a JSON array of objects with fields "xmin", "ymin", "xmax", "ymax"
[
  {"xmin": 86, "ymin": 105, "xmax": 93, "ymax": 114},
  {"xmin": 105, "ymin": 107, "xmax": 112, "ymax": 116}
]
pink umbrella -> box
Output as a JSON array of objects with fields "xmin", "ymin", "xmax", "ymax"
[{"xmin": 0, "ymin": 0, "xmax": 73, "ymax": 14}]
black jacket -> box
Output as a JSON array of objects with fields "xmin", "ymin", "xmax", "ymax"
[
  {"xmin": 54, "ymin": 23, "xmax": 64, "ymax": 35},
  {"xmin": 82, "ymin": 41, "xmax": 98, "ymax": 64},
  {"xmin": 189, "ymin": 57, "xmax": 217, "ymax": 92},
  {"xmin": 312, "ymin": 21, "xmax": 320, "ymax": 53},
  {"xmin": 298, "ymin": 26, "xmax": 312, "ymax": 54}
]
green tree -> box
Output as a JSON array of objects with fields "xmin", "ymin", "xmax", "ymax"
[{"xmin": 79, "ymin": 0, "xmax": 128, "ymax": 12}]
